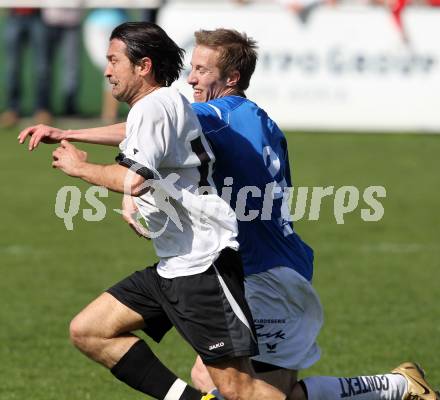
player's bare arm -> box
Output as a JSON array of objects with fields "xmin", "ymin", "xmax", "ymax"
[
  {"xmin": 18, "ymin": 122, "xmax": 126, "ymax": 151},
  {"xmin": 52, "ymin": 140, "xmax": 147, "ymax": 196}
]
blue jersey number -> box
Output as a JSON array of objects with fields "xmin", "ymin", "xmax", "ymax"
[{"xmin": 263, "ymin": 146, "xmax": 294, "ymax": 237}]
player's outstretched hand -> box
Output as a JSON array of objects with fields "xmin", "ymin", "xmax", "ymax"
[
  {"xmin": 52, "ymin": 140, "xmax": 87, "ymax": 177},
  {"xmin": 121, "ymin": 194, "xmax": 151, "ymax": 239},
  {"xmin": 18, "ymin": 124, "xmax": 66, "ymax": 151}
]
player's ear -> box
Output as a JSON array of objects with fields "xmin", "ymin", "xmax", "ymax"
[
  {"xmin": 226, "ymin": 70, "xmax": 240, "ymax": 88},
  {"xmin": 137, "ymin": 57, "xmax": 153, "ymax": 77}
]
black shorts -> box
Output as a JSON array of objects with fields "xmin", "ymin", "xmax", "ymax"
[{"xmin": 107, "ymin": 247, "xmax": 259, "ymax": 364}]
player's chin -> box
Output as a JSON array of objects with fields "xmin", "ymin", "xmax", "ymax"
[
  {"xmin": 112, "ymin": 90, "xmax": 125, "ymax": 102},
  {"xmin": 192, "ymin": 92, "xmax": 205, "ymax": 103}
]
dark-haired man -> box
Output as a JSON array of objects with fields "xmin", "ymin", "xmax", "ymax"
[
  {"xmin": 119, "ymin": 28, "xmax": 438, "ymax": 400},
  {"xmin": 19, "ymin": 22, "xmax": 288, "ymax": 400}
]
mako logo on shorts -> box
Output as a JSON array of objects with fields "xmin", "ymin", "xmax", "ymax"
[{"xmin": 209, "ymin": 342, "xmax": 225, "ymax": 351}]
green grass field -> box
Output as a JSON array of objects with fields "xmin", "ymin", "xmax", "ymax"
[{"xmin": 1, "ymin": 123, "xmax": 439, "ymax": 400}]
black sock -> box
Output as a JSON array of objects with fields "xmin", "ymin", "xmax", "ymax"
[
  {"xmin": 299, "ymin": 380, "xmax": 309, "ymax": 400},
  {"xmin": 181, "ymin": 385, "xmax": 204, "ymax": 400},
  {"xmin": 110, "ymin": 340, "xmax": 202, "ymax": 399}
]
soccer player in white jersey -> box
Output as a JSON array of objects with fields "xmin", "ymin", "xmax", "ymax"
[
  {"xmin": 19, "ymin": 22, "xmax": 291, "ymax": 400},
  {"xmin": 19, "ymin": 26, "xmax": 438, "ymax": 400}
]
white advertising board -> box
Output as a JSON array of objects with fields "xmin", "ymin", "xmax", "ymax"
[
  {"xmin": 159, "ymin": 3, "xmax": 440, "ymax": 132},
  {"xmin": 0, "ymin": 0, "xmax": 160, "ymax": 7}
]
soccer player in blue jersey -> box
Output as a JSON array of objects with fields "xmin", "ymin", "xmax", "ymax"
[
  {"xmin": 186, "ymin": 29, "xmax": 322, "ymax": 395},
  {"xmin": 184, "ymin": 29, "xmax": 438, "ymax": 400},
  {"xmin": 19, "ymin": 26, "xmax": 438, "ymax": 400}
]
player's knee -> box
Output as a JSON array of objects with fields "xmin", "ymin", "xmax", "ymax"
[{"xmin": 69, "ymin": 314, "xmax": 94, "ymax": 352}]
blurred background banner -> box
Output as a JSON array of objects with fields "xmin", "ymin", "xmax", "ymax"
[
  {"xmin": 0, "ymin": 1, "xmax": 439, "ymax": 132},
  {"xmin": 159, "ymin": 2, "xmax": 440, "ymax": 132},
  {"xmin": 0, "ymin": 0, "xmax": 161, "ymax": 7}
]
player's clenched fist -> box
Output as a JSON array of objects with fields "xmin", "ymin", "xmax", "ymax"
[{"xmin": 52, "ymin": 140, "xmax": 87, "ymax": 177}]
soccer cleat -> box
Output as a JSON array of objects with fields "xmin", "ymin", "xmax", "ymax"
[
  {"xmin": 201, "ymin": 388, "xmax": 224, "ymax": 400},
  {"xmin": 392, "ymin": 362, "xmax": 439, "ymax": 400},
  {"xmin": 201, "ymin": 394, "xmax": 218, "ymax": 400}
]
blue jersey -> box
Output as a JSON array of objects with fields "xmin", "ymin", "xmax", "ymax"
[{"xmin": 192, "ymin": 96, "xmax": 314, "ymax": 281}]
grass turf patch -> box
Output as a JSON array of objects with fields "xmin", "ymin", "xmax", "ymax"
[{"xmin": 1, "ymin": 125, "xmax": 439, "ymax": 399}]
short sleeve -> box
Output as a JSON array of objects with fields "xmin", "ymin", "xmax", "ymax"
[{"xmin": 117, "ymin": 98, "xmax": 170, "ymax": 179}]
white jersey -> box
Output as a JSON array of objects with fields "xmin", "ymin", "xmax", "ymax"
[{"xmin": 118, "ymin": 87, "xmax": 238, "ymax": 278}]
